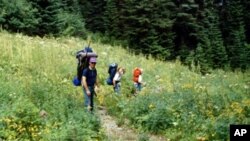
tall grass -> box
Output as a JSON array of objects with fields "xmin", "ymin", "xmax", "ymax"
[
  {"xmin": 91, "ymin": 35, "xmax": 250, "ymax": 140},
  {"xmin": 0, "ymin": 31, "xmax": 105, "ymax": 140},
  {"xmin": 0, "ymin": 31, "xmax": 249, "ymax": 140}
]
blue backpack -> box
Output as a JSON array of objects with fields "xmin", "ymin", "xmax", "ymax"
[
  {"xmin": 73, "ymin": 47, "xmax": 97, "ymax": 86},
  {"xmin": 106, "ymin": 63, "xmax": 118, "ymax": 85}
]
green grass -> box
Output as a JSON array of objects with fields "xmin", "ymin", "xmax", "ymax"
[
  {"xmin": 0, "ymin": 31, "xmax": 105, "ymax": 140},
  {"xmin": 0, "ymin": 31, "xmax": 249, "ymax": 140}
]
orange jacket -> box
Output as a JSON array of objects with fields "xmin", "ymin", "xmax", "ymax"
[{"xmin": 133, "ymin": 68, "xmax": 141, "ymax": 83}]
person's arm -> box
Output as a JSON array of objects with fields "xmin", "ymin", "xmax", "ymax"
[
  {"xmin": 95, "ymin": 74, "xmax": 100, "ymax": 88},
  {"xmin": 95, "ymin": 77, "xmax": 99, "ymax": 87},
  {"xmin": 82, "ymin": 73, "xmax": 91, "ymax": 96},
  {"xmin": 92, "ymin": 71, "xmax": 99, "ymax": 96},
  {"xmin": 94, "ymin": 76, "xmax": 100, "ymax": 95},
  {"xmin": 138, "ymin": 75, "xmax": 142, "ymax": 83},
  {"xmin": 113, "ymin": 73, "xmax": 119, "ymax": 87}
]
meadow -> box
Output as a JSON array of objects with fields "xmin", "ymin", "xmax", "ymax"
[
  {"xmin": 0, "ymin": 31, "xmax": 105, "ymax": 140},
  {"xmin": 0, "ymin": 31, "xmax": 249, "ymax": 141}
]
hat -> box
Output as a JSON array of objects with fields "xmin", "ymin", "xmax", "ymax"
[{"xmin": 89, "ymin": 57, "xmax": 97, "ymax": 63}]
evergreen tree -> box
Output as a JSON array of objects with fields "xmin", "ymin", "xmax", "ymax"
[
  {"xmin": 195, "ymin": 43, "xmax": 211, "ymax": 74},
  {"xmin": 200, "ymin": 1, "xmax": 228, "ymax": 69},
  {"xmin": 103, "ymin": 0, "xmax": 126, "ymax": 40},
  {"xmin": 152, "ymin": 0, "xmax": 176, "ymax": 60},
  {"xmin": 28, "ymin": 0, "xmax": 85, "ymax": 36},
  {"xmin": 242, "ymin": 0, "xmax": 250, "ymax": 43},
  {"xmin": 195, "ymin": 6, "xmax": 213, "ymax": 73},
  {"xmin": 0, "ymin": 0, "xmax": 40, "ymax": 35},
  {"xmin": 118, "ymin": 0, "xmax": 175, "ymax": 59},
  {"xmin": 29, "ymin": 0, "xmax": 63, "ymax": 36},
  {"xmin": 173, "ymin": 0, "xmax": 199, "ymax": 61},
  {"xmin": 210, "ymin": 21, "xmax": 228, "ymax": 69},
  {"xmin": 0, "ymin": 0, "xmax": 248, "ymax": 70},
  {"xmin": 80, "ymin": 0, "xmax": 106, "ymax": 33},
  {"xmin": 56, "ymin": 0, "xmax": 86, "ymax": 36},
  {"xmin": 221, "ymin": 0, "xmax": 247, "ymax": 69}
]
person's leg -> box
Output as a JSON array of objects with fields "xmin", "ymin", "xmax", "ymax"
[
  {"xmin": 89, "ymin": 87, "xmax": 94, "ymax": 111},
  {"xmin": 83, "ymin": 88, "xmax": 91, "ymax": 108},
  {"xmin": 114, "ymin": 83, "xmax": 118, "ymax": 93},
  {"xmin": 114, "ymin": 82, "xmax": 121, "ymax": 94},
  {"xmin": 134, "ymin": 83, "xmax": 139, "ymax": 93},
  {"xmin": 138, "ymin": 83, "xmax": 142, "ymax": 91},
  {"xmin": 117, "ymin": 83, "xmax": 121, "ymax": 94}
]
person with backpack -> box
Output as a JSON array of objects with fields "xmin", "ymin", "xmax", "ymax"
[
  {"xmin": 112, "ymin": 67, "xmax": 126, "ymax": 94},
  {"xmin": 82, "ymin": 57, "xmax": 98, "ymax": 111},
  {"xmin": 73, "ymin": 46, "xmax": 97, "ymax": 86},
  {"xmin": 106, "ymin": 63, "xmax": 118, "ymax": 85},
  {"xmin": 133, "ymin": 67, "xmax": 143, "ymax": 94}
]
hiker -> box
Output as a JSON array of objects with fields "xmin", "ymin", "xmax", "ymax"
[
  {"xmin": 106, "ymin": 63, "xmax": 118, "ymax": 85},
  {"xmin": 133, "ymin": 67, "xmax": 143, "ymax": 93},
  {"xmin": 73, "ymin": 46, "xmax": 97, "ymax": 86},
  {"xmin": 82, "ymin": 57, "xmax": 98, "ymax": 111},
  {"xmin": 113, "ymin": 67, "xmax": 126, "ymax": 94}
]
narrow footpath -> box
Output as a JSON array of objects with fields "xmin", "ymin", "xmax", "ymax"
[{"xmin": 97, "ymin": 106, "xmax": 168, "ymax": 141}]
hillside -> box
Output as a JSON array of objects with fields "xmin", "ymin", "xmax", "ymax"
[{"xmin": 0, "ymin": 31, "xmax": 249, "ymax": 140}]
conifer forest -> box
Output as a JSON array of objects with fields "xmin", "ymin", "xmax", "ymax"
[{"xmin": 1, "ymin": 0, "xmax": 249, "ymax": 71}]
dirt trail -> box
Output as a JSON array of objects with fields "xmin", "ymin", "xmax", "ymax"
[{"xmin": 97, "ymin": 106, "xmax": 167, "ymax": 141}]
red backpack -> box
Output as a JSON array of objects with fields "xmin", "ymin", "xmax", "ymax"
[{"xmin": 133, "ymin": 68, "xmax": 141, "ymax": 83}]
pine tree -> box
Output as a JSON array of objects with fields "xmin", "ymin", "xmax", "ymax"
[
  {"xmin": 205, "ymin": 2, "xmax": 228, "ymax": 69},
  {"xmin": 55, "ymin": 0, "xmax": 86, "ymax": 36},
  {"xmin": 210, "ymin": 21, "xmax": 228, "ymax": 69},
  {"xmin": 0, "ymin": 0, "xmax": 40, "ymax": 35},
  {"xmin": 29, "ymin": 0, "xmax": 63, "ymax": 36},
  {"xmin": 221, "ymin": 0, "xmax": 247, "ymax": 69},
  {"xmin": 115, "ymin": 0, "xmax": 176, "ymax": 59},
  {"xmin": 195, "ymin": 43, "xmax": 211, "ymax": 74},
  {"xmin": 152, "ymin": 0, "xmax": 176, "ymax": 60},
  {"xmin": 103, "ymin": 0, "xmax": 126, "ymax": 39},
  {"xmin": 173, "ymin": 0, "xmax": 199, "ymax": 60},
  {"xmin": 80, "ymin": 0, "xmax": 106, "ymax": 33},
  {"xmin": 242, "ymin": 0, "xmax": 250, "ymax": 43}
]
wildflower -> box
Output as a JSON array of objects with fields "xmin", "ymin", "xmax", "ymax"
[
  {"xmin": 172, "ymin": 122, "xmax": 178, "ymax": 126},
  {"xmin": 149, "ymin": 104, "xmax": 155, "ymax": 109}
]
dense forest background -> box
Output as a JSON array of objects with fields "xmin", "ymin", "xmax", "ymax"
[{"xmin": 0, "ymin": 0, "xmax": 249, "ymax": 72}]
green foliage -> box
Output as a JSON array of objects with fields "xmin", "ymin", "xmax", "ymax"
[
  {"xmin": 97, "ymin": 47, "xmax": 249, "ymax": 140},
  {"xmin": 121, "ymin": 94, "xmax": 175, "ymax": 133},
  {"xmin": 219, "ymin": 0, "xmax": 247, "ymax": 70},
  {"xmin": 118, "ymin": 83, "xmax": 249, "ymax": 140},
  {"xmin": 0, "ymin": 0, "xmax": 86, "ymax": 36},
  {"xmin": 174, "ymin": 0, "xmax": 199, "ymax": 57},
  {"xmin": 103, "ymin": 0, "xmax": 124, "ymax": 38},
  {"xmin": 1, "ymin": 0, "xmax": 249, "ymax": 71},
  {"xmin": 1, "ymin": 23, "xmax": 250, "ymax": 141},
  {"xmin": 86, "ymin": 0, "xmax": 249, "ymax": 71},
  {"xmin": 56, "ymin": 11, "xmax": 86, "ymax": 37},
  {"xmin": 29, "ymin": 0, "xmax": 69, "ymax": 36},
  {"xmin": 242, "ymin": 0, "xmax": 250, "ymax": 43},
  {"xmin": 0, "ymin": 32, "xmax": 105, "ymax": 140},
  {"xmin": 80, "ymin": 0, "xmax": 106, "ymax": 33},
  {"xmin": 0, "ymin": 97, "xmax": 44, "ymax": 140},
  {"xmin": 0, "ymin": 0, "xmax": 40, "ymax": 35},
  {"xmin": 196, "ymin": 3, "xmax": 228, "ymax": 70},
  {"xmin": 138, "ymin": 133, "xmax": 149, "ymax": 141}
]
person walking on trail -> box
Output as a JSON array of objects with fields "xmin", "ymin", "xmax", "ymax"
[
  {"xmin": 113, "ymin": 67, "xmax": 126, "ymax": 94},
  {"xmin": 82, "ymin": 57, "xmax": 98, "ymax": 111},
  {"xmin": 133, "ymin": 67, "xmax": 143, "ymax": 94}
]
